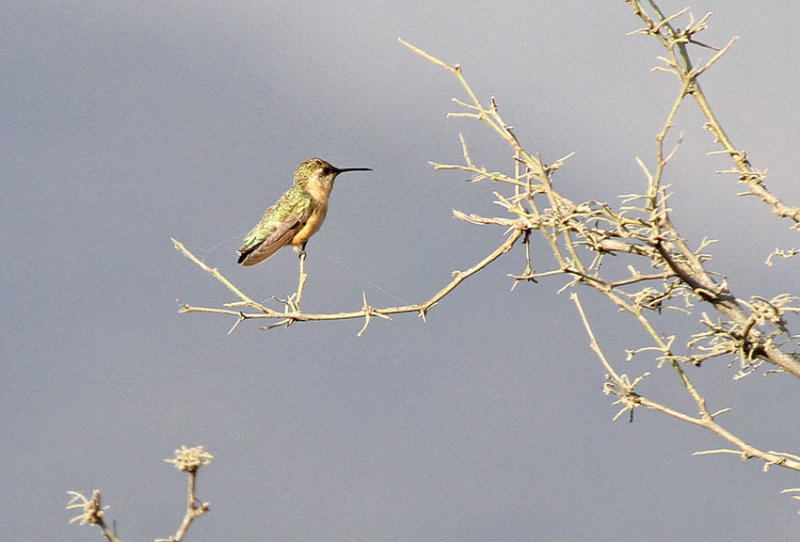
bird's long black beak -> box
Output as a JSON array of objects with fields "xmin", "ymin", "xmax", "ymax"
[{"xmin": 335, "ymin": 167, "xmax": 372, "ymax": 173}]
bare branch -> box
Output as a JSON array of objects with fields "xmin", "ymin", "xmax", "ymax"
[
  {"xmin": 157, "ymin": 446, "xmax": 213, "ymax": 542},
  {"xmin": 626, "ymin": 0, "xmax": 800, "ymax": 225},
  {"xmin": 66, "ymin": 490, "xmax": 120, "ymax": 542},
  {"xmin": 67, "ymin": 446, "xmax": 213, "ymax": 542},
  {"xmin": 174, "ymin": 227, "xmax": 524, "ymax": 334}
]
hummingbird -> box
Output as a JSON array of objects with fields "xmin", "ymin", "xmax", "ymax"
[{"xmin": 237, "ymin": 158, "xmax": 371, "ymax": 266}]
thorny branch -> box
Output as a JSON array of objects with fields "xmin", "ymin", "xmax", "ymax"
[
  {"xmin": 173, "ymin": 227, "xmax": 523, "ymax": 336},
  {"xmin": 402, "ymin": 5, "xmax": 800, "ymax": 477},
  {"xmin": 627, "ymin": 0, "xmax": 800, "ymax": 226},
  {"xmin": 173, "ymin": 2, "xmax": 800, "ymax": 485},
  {"xmin": 399, "ymin": 27, "xmax": 800, "ymax": 377},
  {"xmin": 574, "ymin": 292, "xmax": 800, "ymax": 471},
  {"xmin": 67, "ymin": 446, "xmax": 212, "ymax": 542},
  {"xmin": 66, "ymin": 490, "xmax": 119, "ymax": 542}
]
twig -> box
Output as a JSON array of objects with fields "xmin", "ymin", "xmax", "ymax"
[
  {"xmin": 66, "ymin": 490, "xmax": 120, "ymax": 542},
  {"xmin": 66, "ymin": 446, "xmax": 213, "ymax": 542},
  {"xmin": 571, "ymin": 293, "xmax": 622, "ymax": 382},
  {"xmin": 627, "ymin": 0, "xmax": 800, "ymax": 225},
  {"xmin": 171, "ymin": 238, "xmax": 275, "ymax": 315},
  {"xmin": 399, "ymin": 25, "xmax": 800, "ymax": 477},
  {"xmin": 573, "ymin": 295, "xmax": 800, "ymax": 471},
  {"xmin": 174, "ymin": 227, "xmax": 524, "ymax": 333},
  {"xmin": 158, "ymin": 446, "xmax": 213, "ymax": 542}
]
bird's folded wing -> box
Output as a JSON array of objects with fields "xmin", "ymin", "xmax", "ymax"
[{"xmin": 237, "ymin": 209, "xmax": 307, "ymax": 266}]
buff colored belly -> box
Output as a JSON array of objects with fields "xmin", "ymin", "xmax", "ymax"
[{"xmin": 291, "ymin": 205, "xmax": 328, "ymax": 247}]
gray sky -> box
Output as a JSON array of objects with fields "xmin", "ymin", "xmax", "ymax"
[{"xmin": 4, "ymin": 2, "xmax": 800, "ymax": 541}]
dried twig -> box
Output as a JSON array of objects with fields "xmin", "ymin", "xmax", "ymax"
[
  {"xmin": 67, "ymin": 446, "xmax": 213, "ymax": 542},
  {"xmin": 173, "ymin": 227, "xmax": 524, "ymax": 334}
]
